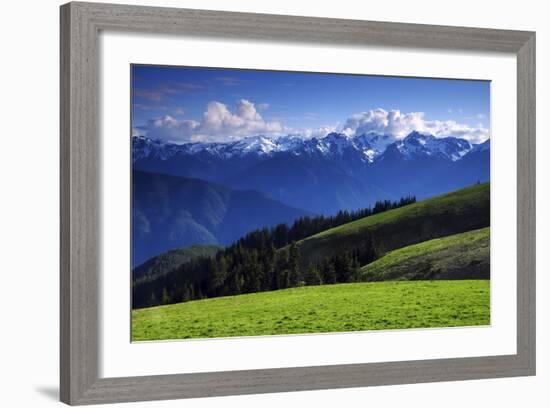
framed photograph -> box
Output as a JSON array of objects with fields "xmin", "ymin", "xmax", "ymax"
[{"xmin": 60, "ymin": 2, "xmax": 536, "ymax": 405}]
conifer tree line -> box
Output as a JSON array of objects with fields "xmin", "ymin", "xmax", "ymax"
[{"xmin": 132, "ymin": 195, "xmax": 415, "ymax": 309}]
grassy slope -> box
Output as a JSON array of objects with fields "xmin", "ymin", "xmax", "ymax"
[
  {"xmin": 296, "ymin": 183, "xmax": 489, "ymax": 265},
  {"xmin": 132, "ymin": 280, "xmax": 490, "ymax": 341},
  {"xmin": 132, "ymin": 244, "xmax": 222, "ymax": 283},
  {"xmin": 360, "ymin": 227, "xmax": 490, "ymax": 281}
]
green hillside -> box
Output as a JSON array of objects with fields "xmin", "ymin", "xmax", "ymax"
[
  {"xmin": 132, "ymin": 244, "xmax": 222, "ymax": 284},
  {"xmin": 360, "ymin": 227, "xmax": 490, "ymax": 281},
  {"xmin": 132, "ymin": 280, "xmax": 490, "ymax": 341},
  {"xmin": 297, "ymin": 182, "xmax": 490, "ymax": 265}
]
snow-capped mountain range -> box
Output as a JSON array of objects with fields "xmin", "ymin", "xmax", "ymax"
[
  {"xmin": 132, "ymin": 131, "xmax": 490, "ymax": 215},
  {"xmin": 132, "ymin": 131, "xmax": 487, "ymax": 164}
]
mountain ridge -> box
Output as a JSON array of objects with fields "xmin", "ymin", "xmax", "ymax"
[
  {"xmin": 132, "ymin": 170, "xmax": 313, "ymax": 266},
  {"xmin": 132, "ymin": 131, "xmax": 486, "ymax": 163}
]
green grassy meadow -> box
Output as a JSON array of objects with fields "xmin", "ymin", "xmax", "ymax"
[
  {"xmin": 360, "ymin": 227, "xmax": 490, "ymax": 281},
  {"xmin": 132, "ymin": 280, "xmax": 490, "ymax": 341}
]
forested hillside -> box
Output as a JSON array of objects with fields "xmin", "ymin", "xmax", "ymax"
[
  {"xmin": 132, "ymin": 183, "xmax": 488, "ymax": 309},
  {"xmin": 132, "ymin": 194, "xmax": 416, "ymax": 308}
]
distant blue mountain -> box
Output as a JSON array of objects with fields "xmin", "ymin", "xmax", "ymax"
[
  {"xmin": 368, "ymin": 132, "xmax": 490, "ymax": 198},
  {"xmin": 132, "ymin": 170, "xmax": 312, "ymax": 266},
  {"xmin": 223, "ymin": 150, "xmax": 388, "ymax": 214},
  {"xmin": 132, "ymin": 132, "xmax": 490, "ymax": 215}
]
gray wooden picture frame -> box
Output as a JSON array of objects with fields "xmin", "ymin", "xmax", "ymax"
[{"xmin": 60, "ymin": 1, "xmax": 536, "ymax": 405}]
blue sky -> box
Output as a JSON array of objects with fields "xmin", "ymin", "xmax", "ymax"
[{"xmin": 132, "ymin": 64, "xmax": 490, "ymax": 144}]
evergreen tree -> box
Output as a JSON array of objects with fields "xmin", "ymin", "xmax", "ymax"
[
  {"xmin": 288, "ymin": 242, "xmax": 302, "ymax": 286},
  {"xmin": 275, "ymin": 248, "xmax": 290, "ymax": 289},
  {"xmin": 304, "ymin": 263, "xmax": 322, "ymax": 285},
  {"xmin": 333, "ymin": 253, "xmax": 353, "ymax": 282},
  {"xmin": 161, "ymin": 287, "xmax": 170, "ymax": 304},
  {"xmin": 350, "ymin": 253, "xmax": 361, "ymax": 282},
  {"xmin": 182, "ymin": 284, "xmax": 190, "ymax": 302},
  {"xmin": 321, "ymin": 259, "xmax": 337, "ymax": 284}
]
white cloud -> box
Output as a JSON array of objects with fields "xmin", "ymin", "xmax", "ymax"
[
  {"xmin": 138, "ymin": 104, "xmax": 489, "ymax": 145},
  {"xmin": 198, "ymin": 99, "xmax": 283, "ymax": 140},
  {"xmin": 138, "ymin": 99, "xmax": 284, "ymax": 143},
  {"xmin": 257, "ymin": 103, "xmax": 270, "ymax": 110},
  {"xmin": 299, "ymin": 125, "xmax": 338, "ymax": 139},
  {"xmin": 342, "ymin": 108, "xmax": 489, "ymax": 143},
  {"xmin": 137, "ymin": 115, "xmax": 200, "ymax": 143},
  {"xmin": 423, "ymin": 120, "xmax": 489, "ymax": 143},
  {"xmin": 343, "ymin": 109, "xmax": 424, "ymax": 138}
]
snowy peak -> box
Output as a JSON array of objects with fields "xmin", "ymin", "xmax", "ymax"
[
  {"xmin": 232, "ymin": 135, "xmax": 278, "ymax": 155},
  {"xmin": 394, "ymin": 131, "xmax": 472, "ymax": 161},
  {"xmin": 355, "ymin": 132, "xmax": 395, "ymax": 150},
  {"xmin": 321, "ymin": 132, "xmax": 356, "ymax": 155},
  {"xmin": 132, "ymin": 131, "xmax": 487, "ymax": 164},
  {"xmin": 354, "ymin": 132, "xmax": 396, "ymax": 162},
  {"xmin": 132, "ymin": 135, "xmax": 180, "ymax": 161}
]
